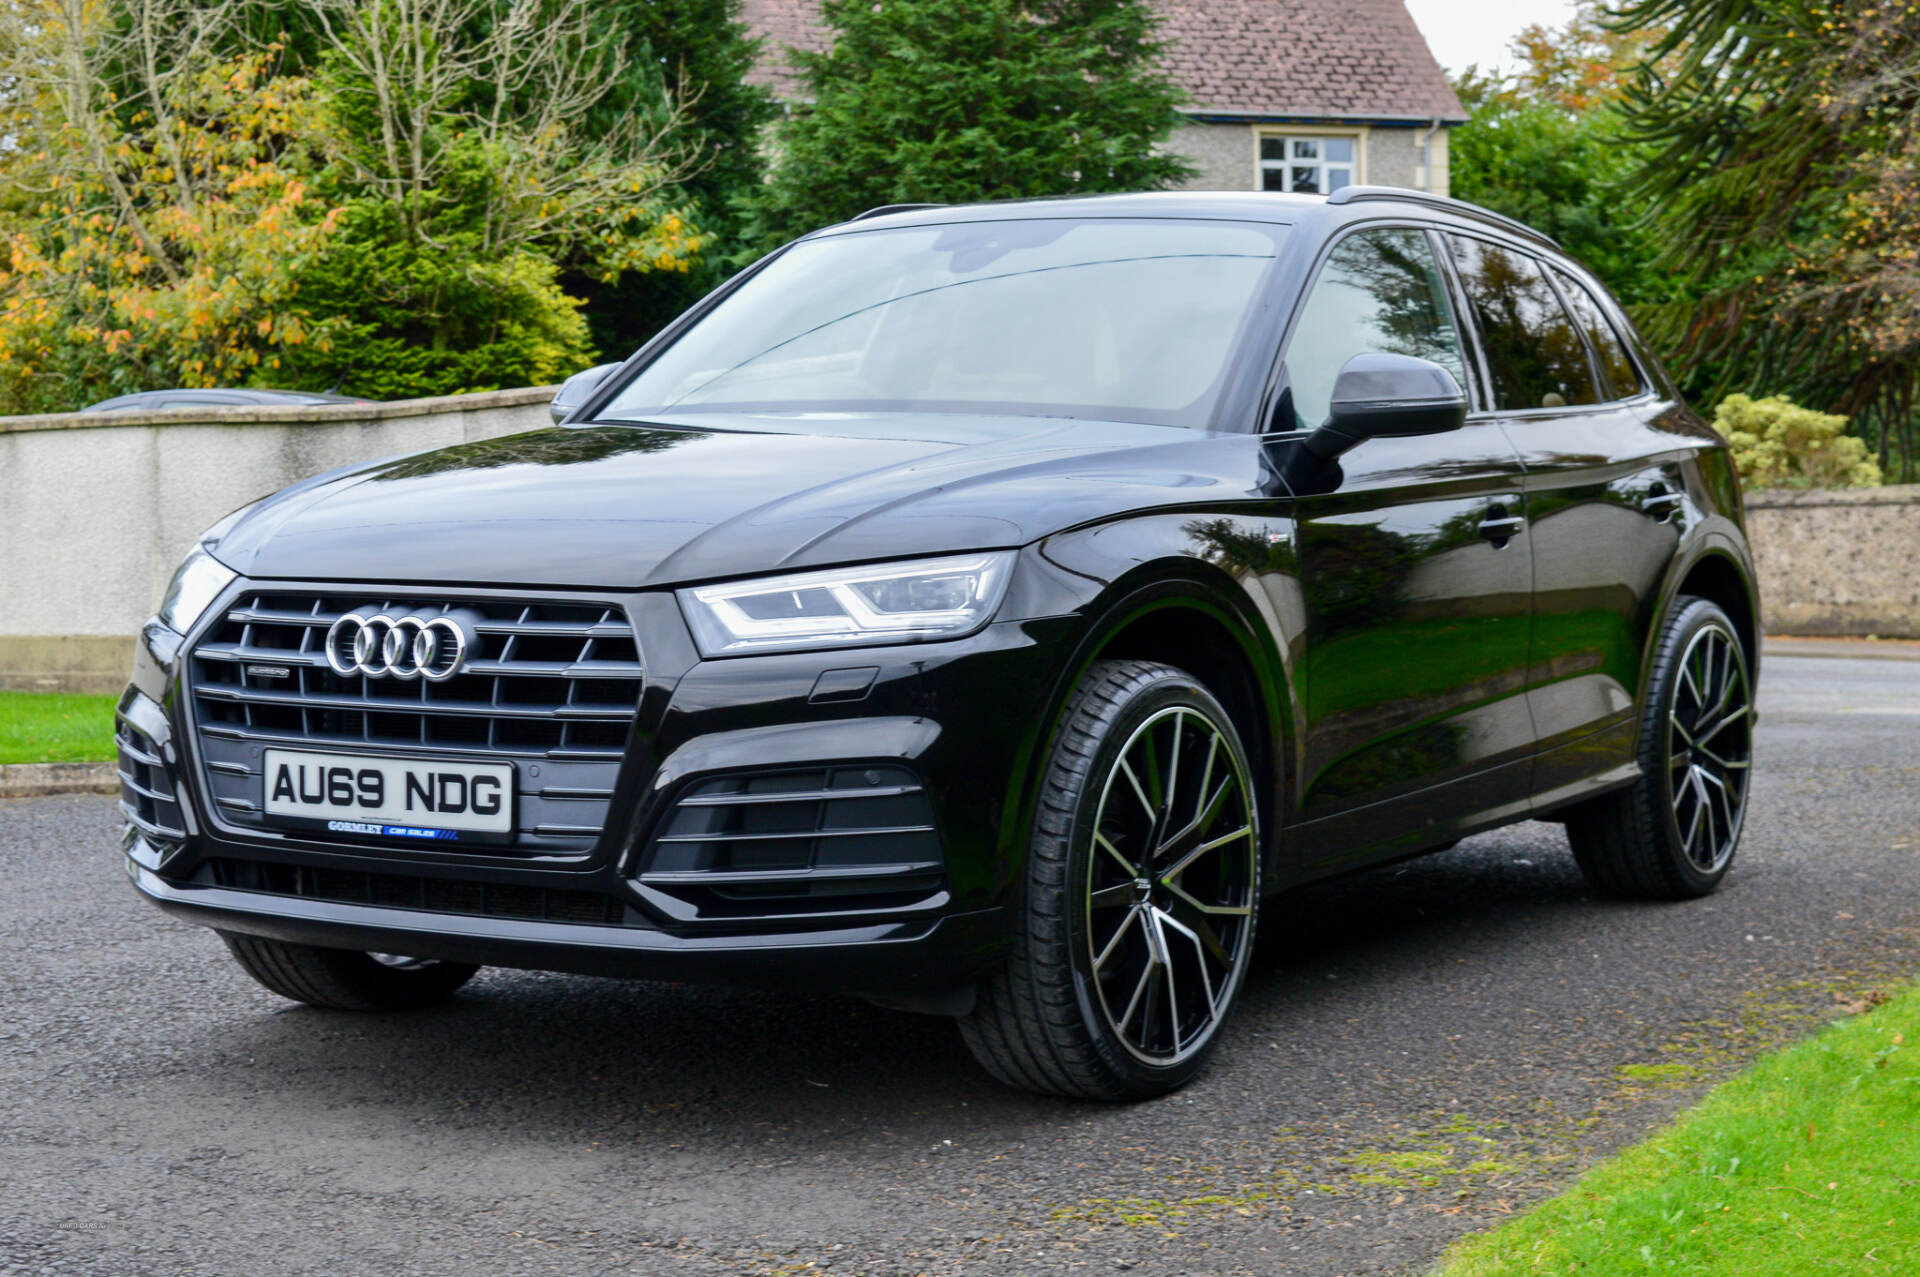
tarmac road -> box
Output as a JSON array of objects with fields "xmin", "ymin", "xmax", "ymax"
[{"xmin": 3, "ymin": 651, "xmax": 1918, "ymax": 1277}]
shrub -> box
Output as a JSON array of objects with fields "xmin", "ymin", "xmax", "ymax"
[
  {"xmin": 750, "ymin": 0, "xmax": 1192, "ymax": 246},
  {"xmin": 1716, "ymin": 394, "xmax": 1883, "ymax": 489}
]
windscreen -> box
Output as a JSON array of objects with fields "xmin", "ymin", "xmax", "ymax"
[{"xmin": 602, "ymin": 218, "xmax": 1288, "ymax": 429}]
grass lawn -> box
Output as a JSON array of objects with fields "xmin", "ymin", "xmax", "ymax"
[
  {"xmin": 1436, "ymin": 986, "xmax": 1920, "ymax": 1274},
  {"xmin": 0, "ymin": 690, "xmax": 119, "ymax": 764}
]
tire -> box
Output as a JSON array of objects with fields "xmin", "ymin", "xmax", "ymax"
[
  {"xmin": 959, "ymin": 660, "xmax": 1262, "ymax": 1100},
  {"xmin": 219, "ymin": 932, "xmax": 479, "ymax": 1011},
  {"xmin": 1565, "ymin": 596, "xmax": 1754, "ymax": 899}
]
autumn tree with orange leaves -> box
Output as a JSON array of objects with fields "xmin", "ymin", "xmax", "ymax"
[
  {"xmin": 0, "ymin": 2, "xmax": 340, "ymax": 411},
  {"xmin": 1446, "ymin": 3, "xmax": 1672, "ymax": 316},
  {"xmin": 0, "ymin": 0, "xmax": 713, "ymax": 413}
]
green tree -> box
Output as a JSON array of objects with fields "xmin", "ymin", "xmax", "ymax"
[
  {"xmin": 572, "ymin": 0, "xmax": 777, "ymax": 357},
  {"xmin": 0, "ymin": 0, "xmax": 340, "ymax": 413},
  {"xmin": 1614, "ymin": 0, "xmax": 1920, "ymax": 480},
  {"xmin": 268, "ymin": 200, "xmax": 598, "ymax": 400},
  {"xmin": 0, "ymin": 0, "xmax": 715, "ymax": 408},
  {"xmin": 597, "ymin": 0, "xmax": 774, "ymax": 219},
  {"xmin": 1447, "ymin": 75, "xmax": 1666, "ymax": 310},
  {"xmin": 752, "ymin": 0, "xmax": 1192, "ymax": 245}
]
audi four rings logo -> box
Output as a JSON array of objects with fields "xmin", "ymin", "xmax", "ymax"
[{"xmin": 325, "ymin": 612, "xmax": 474, "ymax": 682}]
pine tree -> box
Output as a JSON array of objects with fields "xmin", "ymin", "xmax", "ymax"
[
  {"xmin": 1614, "ymin": 0, "xmax": 1920, "ymax": 479},
  {"xmin": 753, "ymin": 0, "xmax": 1192, "ymax": 243}
]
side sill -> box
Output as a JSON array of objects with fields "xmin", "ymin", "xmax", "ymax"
[{"xmin": 1530, "ymin": 762, "xmax": 1642, "ymax": 823}]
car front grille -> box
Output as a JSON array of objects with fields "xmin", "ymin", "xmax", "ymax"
[
  {"xmin": 636, "ymin": 765, "xmax": 948, "ymax": 924},
  {"xmin": 204, "ymin": 858, "xmax": 639, "ymax": 927},
  {"xmin": 186, "ymin": 589, "xmax": 644, "ymax": 855}
]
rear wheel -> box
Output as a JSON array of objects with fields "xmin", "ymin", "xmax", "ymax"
[
  {"xmin": 959, "ymin": 661, "xmax": 1261, "ymax": 1100},
  {"xmin": 220, "ymin": 933, "xmax": 478, "ymax": 1010},
  {"xmin": 1565, "ymin": 596, "xmax": 1753, "ymax": 899}
]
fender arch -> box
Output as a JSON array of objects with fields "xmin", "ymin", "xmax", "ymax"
[{"xmin": 997, "ymin": 516, "xmax": 1302, "ymax": 892}]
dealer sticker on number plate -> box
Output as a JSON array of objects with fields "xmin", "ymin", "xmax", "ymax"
[{"xmin": 262, "ymin": 748, "xmax": 515, "ymax": 836}]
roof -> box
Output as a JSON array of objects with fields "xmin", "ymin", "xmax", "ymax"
[
  {"xmin": 810, "ymin": 190, "xmax": 1559, "ymax": 253},
  {"xmin": 740, "ymin": 0, "xmax": 1466, "ymax": 123},
  {"xmin": 813, "ymin": 190, "xmax": 1323, "ymax": 233}
]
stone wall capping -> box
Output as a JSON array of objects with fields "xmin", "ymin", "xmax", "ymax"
[{"xmin": 0, "ymin": 385, "xmax": 560, "ymax": 436}]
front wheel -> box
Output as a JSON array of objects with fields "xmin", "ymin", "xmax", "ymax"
[
  {"xmin": 959, "ymin": 661, "xmax": 1262, "ymax": 1100},
  {"xmin": 1565, "ymin": 596, "xmax": 1754, "ymax": 899},
  {"xmin": 220, "ymin": 932, "xmax": 479, "ymax": 1010}
]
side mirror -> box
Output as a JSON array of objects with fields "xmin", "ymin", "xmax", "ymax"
[
  {"xmin": 549, "ymin": 363, "xmax": 620, "ymax": 425},
  {"xmin": 1302, "ymin": 352, "xmax": 1467, "ymax": 465}
]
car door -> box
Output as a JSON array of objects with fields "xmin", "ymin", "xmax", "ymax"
[
  {"xmin": 1274, "ymin": 226, "xmax": 1537, "ymax": 869},
  {"xmin": 1443, "ymin": 235, "xmax": 1691, "ymax": 803}
]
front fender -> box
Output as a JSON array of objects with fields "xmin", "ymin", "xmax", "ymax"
[{"xmin": 997, "ymin": 512, "xmax": 1300, "ymax": 889}]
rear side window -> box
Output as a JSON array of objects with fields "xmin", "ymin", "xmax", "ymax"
[
  {"xmin": 1552, "ymin": 267, "xmax": 1642, "ymax": 399},
  {"xmin": 1283, "ymin": 228, "xmax": 1468, "ymax": 429},
  {"xmin": 1446, "ymin": 235, "xmax": 1599, "ymax": 411}
]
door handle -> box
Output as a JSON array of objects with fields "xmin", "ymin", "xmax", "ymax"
[
  {"xmin": 1479, "ymin": 504, "xmax": 1526, "ymax": 546},
  {"xmin": 1642, "ymin": 484, "xmax": 1683, "ymax": 523}
]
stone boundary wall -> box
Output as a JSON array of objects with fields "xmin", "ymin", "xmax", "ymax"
[
  {"xmin": 1744, "ymin": 484, "xmax": 1920, "ymax": 640},
  {"xmin": 1, "ymin": 387, "xmax": 556, "ymax": 693},
  {"xmin": 1, "ymin": 397, "xmax": 1914, "ymax": 692}
]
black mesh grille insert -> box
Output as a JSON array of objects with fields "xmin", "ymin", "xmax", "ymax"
[{"xmin": 205, "ymin": 859, "xmax": 635, "ymax": 927}]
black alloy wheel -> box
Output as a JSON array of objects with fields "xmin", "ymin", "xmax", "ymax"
[
  {"xmin": 1566, "ymin": 596, "xmax": 1754, "ymax": 898},
  {"xmin": 960, "ymin": 661, "xmax": 1260, "ymax": 1099}
]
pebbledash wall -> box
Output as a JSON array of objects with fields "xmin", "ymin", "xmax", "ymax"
[
  {"xmin": 1743, "ymin": 485, "xmax": 1920, "ymax": 639},
  {"xmin": 1, "ymin": 392, "xmax": 1916, "ymax": 693},
  {"xmin": 1165, "ymin": 119, "xmax": 1450, "ymax": 196},
  {"xmin": 0, "ymin": 388, "xmax": 556, "ymax": 694}
]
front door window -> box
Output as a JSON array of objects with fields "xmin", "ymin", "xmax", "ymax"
[{"xmin": 1281, "ymin": 228, "xmax": 1467, "ymax": 430}]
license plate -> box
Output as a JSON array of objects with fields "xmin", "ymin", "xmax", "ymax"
[{"xmin": 262, "ymin": 748, "xmax": 515, "ymax": 839}]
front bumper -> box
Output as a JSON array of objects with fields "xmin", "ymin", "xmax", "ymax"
[
  {"xmin": 121, "ymin": 584, "xmax": 1080, "ymax": 995},
  {"xmin": 127, "ymin": 848, "xmax": 1008, "ymax": 990}
]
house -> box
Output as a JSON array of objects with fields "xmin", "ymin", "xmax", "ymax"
[{"xmin": 740, "ymin": 0, "xmax": 1467, "ymax": 197}]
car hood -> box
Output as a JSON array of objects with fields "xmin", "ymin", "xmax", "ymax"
[{"xmin": 211, "ymin": 415, "xmax": 1264, "ymax": 589}]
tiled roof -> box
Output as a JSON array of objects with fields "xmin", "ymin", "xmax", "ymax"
[{"xmin": 740, "ymin": 0, "xmax": 1466, "ymax": 122}]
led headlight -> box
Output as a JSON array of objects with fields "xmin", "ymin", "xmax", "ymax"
[{"xmin": 679, "ymin": 552, "xmax": 1017, "ymax": 657}]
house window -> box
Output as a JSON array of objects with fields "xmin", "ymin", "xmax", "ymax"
[{"xmin": 1259, "ymin": 136, "xmax": 1356, "ymax": 193}]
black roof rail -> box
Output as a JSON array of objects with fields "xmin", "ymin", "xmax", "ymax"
[
  {"xmin": 1325, "ymin": 186, "xmax": 1559, "ymax": 248},
  {"xmin": 850, "ymin": 203, "xmax": 945, "ymax": 222}
]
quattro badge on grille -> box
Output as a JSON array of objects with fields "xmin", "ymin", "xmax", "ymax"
[{"xmin": 324, "ymin": 609, "xmax": 477, "ymax": 682}]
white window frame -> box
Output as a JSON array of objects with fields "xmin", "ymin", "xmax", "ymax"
[{"xmin": 1254, "ymin": 129, "xmax": 1364, "ymax": 194}]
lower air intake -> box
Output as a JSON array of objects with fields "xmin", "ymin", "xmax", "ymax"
[{"xmin": 637, "ymin": 765, "xmax": 948, "ymax": 924}]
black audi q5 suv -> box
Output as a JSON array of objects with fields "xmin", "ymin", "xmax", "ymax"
[{"xmin": 122, "ymin": 189, "xmax": 1759, "ymax": 1099}]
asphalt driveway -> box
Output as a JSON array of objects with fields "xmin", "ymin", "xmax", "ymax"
[{"xmin": 3, "ymin": 651, "xmax": 1918, "ymax": 1276}]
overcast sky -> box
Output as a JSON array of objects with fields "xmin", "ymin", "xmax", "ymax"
[{"xmin": 1403, "ymin": 0, "xmax": 1581, "ymax": 76}]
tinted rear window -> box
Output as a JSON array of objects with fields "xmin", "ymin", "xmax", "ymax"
[
  {"xmin": 1552, "ymin": 267, "xmax": 1642, "ymax": 400},
  {"xmin": 1446, "ymin": 235, "xmax": 1599, "ymax": 412}
]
